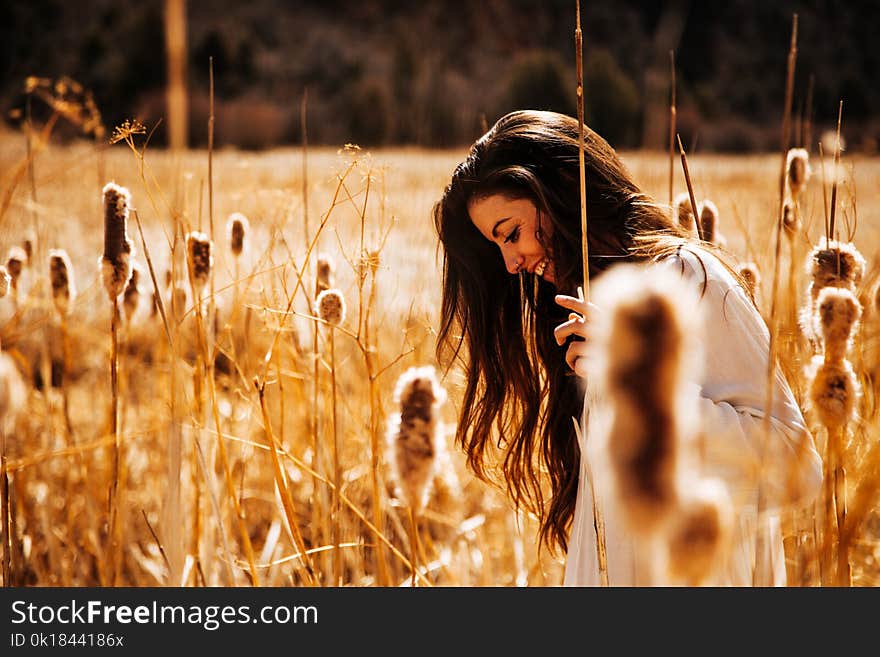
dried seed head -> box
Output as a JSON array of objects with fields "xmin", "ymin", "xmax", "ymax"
[
  {"xmin": 316, "ymin": 252, "xmax": 335, "ymax": 296},
  {"xmin": 666, "ymin": 478, "xmax": 732, "ymax": 586},
  {"xmin": 186, "ymin": 231, "xmax": 213, "ymax": 295},
  {"xmin": 782, "ymin": 198, "xmax": 800, "ymax": 238},
  {"xmin": 591, "ymin": 263, "xmax": 703, "ymax": 535},
  {"xmin": 386, "ymin": 365, "xmax": 447, "ymax": 511},
  {"xmin": 123, "ymin": 263, "xmax": 142, "ymax": 323},
  {"xmin": 101, "ymin": 182, "xmax": 134, "ymax": 300},
  {"xmin": 226, "ymin": 212, "xmax": 249, "ymax": 257},
  {"xmin": 786, "ymin": 147, "xmax": 811, "ymax": 197},
  {"xmin": 317, "ymin": 288, "xmax": 346, "ymax": 326},
  {"xmin": 737, "ymin": 261, "xmax": 761, "ymax": 301},
  {"xmin": 48, "ymin": 248, "xmax": 76, "ymax": 316},
  {"xmin": 698, "ymin": 200, "xmax": 718, "ymax": 243},
  {"xmin": 816, "ymin": 286, "xmax": 861, "ymax": 363},
  {"xmin": 806, "ymin": 238, "xmax": 865, "ymax": 299},
  {"xmin": 673, "ymin": 192, "xmax": 695, "ymax": 234},
  {"xmin": 807, "ymin": 357, "xmax": 859, "ymax": 430},
  {"xmin": 6, "ymin": 246, "xmax": 27, "ymax": 288}
]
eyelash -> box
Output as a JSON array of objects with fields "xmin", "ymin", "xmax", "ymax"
[{"xmin": 503, "ymin": 226, "xmax": 520, "ymax": 244}]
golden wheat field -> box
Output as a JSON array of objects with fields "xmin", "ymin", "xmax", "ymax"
[{"xmin": 1, "ymin": 123, "xmax": 879, "ymax": 588}]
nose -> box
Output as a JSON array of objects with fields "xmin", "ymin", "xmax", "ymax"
[{"xmin": 504, "ymin": 251, "xmax": 524, "ymax": 275}]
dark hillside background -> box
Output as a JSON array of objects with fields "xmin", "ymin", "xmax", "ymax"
[{"xmin": 2, "ymin": 0, "xmax": 878, "ymax": 151}]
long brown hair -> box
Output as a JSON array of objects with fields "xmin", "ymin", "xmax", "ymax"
[{"xmin": 433, "ymin": 110, "xmax": 702, "ymax": 554}]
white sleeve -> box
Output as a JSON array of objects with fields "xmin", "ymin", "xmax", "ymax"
[{"xmin": 661, "ymin": 249, "xmax": 823, "ymax": 512}]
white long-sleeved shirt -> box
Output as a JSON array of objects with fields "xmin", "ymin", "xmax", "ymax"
[{"xmin": 563, "ymin": 246, "xmax": 823, "ymax": 586}]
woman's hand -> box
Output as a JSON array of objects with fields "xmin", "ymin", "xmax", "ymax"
[{"xmin": 554, "ymin": 293, "xmax": 597, "ymax": 379}]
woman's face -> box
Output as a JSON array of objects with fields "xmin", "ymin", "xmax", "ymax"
[{"xmin": 468, "ymin": 194, "xmax": 555, "ymax": 284}]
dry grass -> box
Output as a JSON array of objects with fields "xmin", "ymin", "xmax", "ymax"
[{"xmin": 1, "ymin": 127, "xmax": 879, "ymax": 586}]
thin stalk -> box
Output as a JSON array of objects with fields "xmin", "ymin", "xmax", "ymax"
[
  {"xmin": 828, "ymin": 100, "xmax": 843, "ymax": 240},
  {"xmin": 676, "ymin": 134, "xmax": 704, "ymax": 241},
  {"xmin": 1, "ymin": 429, "xmax": 9, "ymax": 585},
  {"xmin": 575, "ymin": 0, "xmax": 590, "ymax": 300},
  {"xmin": 301, "ymin": 87, "xmax": 310, "ymax": 247},
  {"xmin": 408, "ymin": 507, "xmax": 419, "ymax": 587},
  {"xmin": 329, "ymin": 327, "xmax": 342, "ymax": 586},
  {"xmin": 754, "ymin": 12, "xmax": 797, "ymax": 587},
  {"xmin": 107, "ymin": 300, "xmax": 121, "ymax": 585},
  {"xmin": 668, "ymin": 49, "xmax": 676, "ymax": 217}
]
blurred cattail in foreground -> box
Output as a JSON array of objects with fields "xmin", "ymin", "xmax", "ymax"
[
  {"xmin": 48, "ymin": 249, "xmax": 76, "ymax": 316},
  {"xmin": 0, "ymin": 266, "xmax": 10, "ymax": 298},
  {"xmin": 786, "ymin": 147, "xmax": 811, "ymax": 198},
  {"xmin": 185, "ymin": 231, "xmax": 213, "ymax": 298},
  {"xmin": 123, "ymin": 264, "xmax": 141, "ymax": 323},
  {"xmin": 21, "ymin": 237, "xmax": 33, "ymax": 264},
  {"xmin": 100, "ymin": 182, "xmax": 134, "ymax": 301},
  {"xmin": 782, "ymin": 198, "xmax": 800, "ymax": 238},
  {"xmin": 317, "ymin": 288, "xmax": 346, "ymax": 326},
  {"xmin": 698, "ymin": 200, "xmax": 726, "ymax": 247},
  {"xmin": 737, "ymin": 261, "xmax": 761, "ymax": 303},
  {"xmin": 386, "ymin": 365, "xmax": 447, "ymax": 512},
  {"xmin": 316, "ymin": 253, "xmax": 335, "ymax": 296},
  {"xmin": 226, "ymin": 212, "xmax": 249, "ymax": 258},
  {"xmin": 673, "ymin": 192, "xmax": 696, "ymax": 236},
  {"xmin": 666, "ymin": 477, "xmax": 732, "ymax": 586},
  {"xmin": 591, "ymin": 263, "xmax": 703, "ymax": 536}
]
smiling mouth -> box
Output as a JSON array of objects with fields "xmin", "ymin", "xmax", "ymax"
[{"xmin": 534, "ymin": 259, "xmax": 547, "ymax": 277}]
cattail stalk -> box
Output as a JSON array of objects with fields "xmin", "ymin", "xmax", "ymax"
[
  {"xmin": 755, "ymin": 12, "xmax": 797, "ymax": 586},
  {"xmin": 49, "ymin": 249, "xmax": 76, "ymax": 442},
  {"xmin": 676, "ymin": 134, "xmax": 704, "ymax": 241},
  {"xmin": 829, "ymin": 100, "xmax": 843, "ymax": 240},
  {"xmin": 575, "ymin": 0, "xmax": 590, "ymax": 301},
  {"xmin": 668, "ymin": 49, "xmax": 676, "ymax": 219}
]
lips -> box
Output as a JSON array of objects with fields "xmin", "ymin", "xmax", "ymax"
[{"xmin": 534, "ymin": 258, "xmax": 547, "ymax": 277}]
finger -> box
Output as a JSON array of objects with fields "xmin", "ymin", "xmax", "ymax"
[
  {"xmin": 565, "ymin": 341, "xmax": 590, "ymax": 374},
  {"xmin": 555, "ymin": 294, "xmax": 588, "ymax": 316},
  {"xmin": 554, "ymin": 317, "xmax": 589, "ymax": 345}
]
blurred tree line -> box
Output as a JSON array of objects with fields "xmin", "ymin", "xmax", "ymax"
[{"xmin": 1, "ymin": 0, "xmax": 878, "ymax": 152}]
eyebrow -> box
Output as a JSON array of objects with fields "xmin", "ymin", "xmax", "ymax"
[{"xmin": 491, "ymin": 217, "xmax": 511, "ymax": 239}]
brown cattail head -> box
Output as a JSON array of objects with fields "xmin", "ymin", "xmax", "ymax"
[
  {"xmin": 698, "ymin": 200, "xmax": 718, "ymax": 244},
  {"xmin": 782, "ymin": 197, "xmax": 800, "ymax": 238},
  {"xmin": 737, "ymin": 261, "xmax": 761, "ymax": 302},
  {"xmin": 806, "ymin": 238, "xmax": 865, "ymax": 300},
  {"xmin": 101, "ymin": 181, "xmax": 134, "ymax": 301},
  {"xmin": 0, "ymin": 265, "xmax": 11, "ymax": 298},
  {"xmin": 666, "ymin": 477, "xmax": 732, "ymax": 586},
  {"xmin": 123, "ymin": 263, "xmax": 142, "ymax": 323},
  {"xmin": 317, "ymin": 288, "xmax": 346, "ymax": 326},
  {"xmin": 673, "ymin": 191, "xmax": 695, "ymax": 234},
  {"xmin": 22, "ymin": 237, "xmax": 33, "ymax": 263},
  {"xmin": 186, "ymin": 231, "xmax": 213, "ymax": 295},
  {"xmin": 48, "ymin": 248, "xmax": 76, "ymax": 316},
  {"xmin": 316, "ymin": 252, "xmax": 335, "ymax": 296},
  {"xmin": 226, "ymin": 212, "xmax": 249, "ymax": 258},
  {"xmin": 807, "ymin": 357, "xmax": 859, "ymax": 430},
  {"xmin": 786, "ymin": 147, "xmax": 811, "ymax": 197},
  {"xmin": 591, "ymin": 263, "xmax": 703, "ymax": 535},
  {"xmin": 6, "ymin": 246, "xmax": 27, "ymax": 290},
  {"xmin": 386, "ymin": 365, "xmax": 447, "ymax": 511},
  {"xmin": 816, "ymin": 286, "xmax": 861, "ymax": 363}
]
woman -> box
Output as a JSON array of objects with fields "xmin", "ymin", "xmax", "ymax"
[{"xmin": 433, "ymin": 109, "xmax": 822, "ymax": 586}]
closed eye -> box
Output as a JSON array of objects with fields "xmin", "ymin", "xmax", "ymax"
[{"xmin": 503, "ymin": 226, "xmax": 520, "ymax": 244}]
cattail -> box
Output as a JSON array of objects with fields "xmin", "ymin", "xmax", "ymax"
[
  {"xmin": 673, "ymin": 191, "xmax": 695, "ymax": 235},
  {"xmin": 226, "ymin": 212, "xmax": 249, "ymax": 258},
  {"xmin": 786, "ymin": 147, "xmax": 811, "ymax": 197},
  {"xmin": 698, "ymin": 200, "xmax": 718, "ymax": 244},
  {"xmin": 21, "ymin": 237, "xmax": 33, "ymax": 263},
  {"xmin": 171, "ymin": 286, "xmax": 188, "ymax": 322},
  {"xmin": 101, "ymin": 182, "xmax": 134, "ymax": 301},
  {"xmin": 816, "ymin": 287, "xmax": 861, "ymax": 364},
  {"xmin": 801, "ymin": 238, "xmax": 866, "ymax": 347},
  {"xmin": 5, "ymin": 246, "xmax": 27, "ymax": 292},
  {"xmin": 123, "ymin": 263, "xmax": 141, "ymax": 323},
  {"xmin": 316, "ymin": 252, "xmax": 335, "ymax": 296},
  {"xmin": 0, "ymin": 266, "xmax": 10, "ymax": 298},
  {"xmin": 591, "ymin": 263, "xmax": 702, "ymax": 535},
  {"xmin": 185, "ymin": 231, "xmax": 213, "ymax": 296},
  {"xmin": 782, "ymin": 197, "xmax": 799, "ymax": 238},
  {"xmin": 317, "ymin": 288, "xmax": 346, "ymax": 326},
  {"xmin": 737, "ymin": 261, "xmax": 761, "ymax": 302},
  {"xmin": 48, "ymin": 249, "xmax": 76, "ymax": 316},
  {"xmin": 666, "ymin": 477, "xmax": 732, "ymax": 586},
  {"xmin": 386, "ymin": 365, "xmax": 446, "ymax": 512}
]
